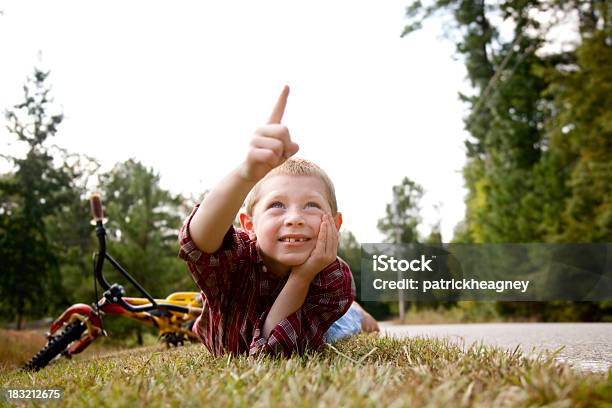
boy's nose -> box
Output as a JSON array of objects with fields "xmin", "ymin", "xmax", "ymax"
[{"xmin": 284, "ymin": 210, "xmax": 305, "ymax": 227}]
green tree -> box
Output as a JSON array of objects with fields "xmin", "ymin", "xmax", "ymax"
[
  {"xmin": 377, "ymin": 177, "xmax": 424, "ymax": 244},
  {"xmin": 403, "ymin": 0, "xmax": 610, "ymax": 244},
  {"xmin": 539, "ymin": 29, "xmax": 612, "ymax": 243},
  {"xmin": 425, "ymin": 204, "xmax": 443, "ymax": 244},
  {"xmin": 402, "ymin": 0, "xmax": 611, "ymax": 320},
  {"xmin": 0, "ymin": 69, "xmax": 74, "ymax": 328},
  {"xmin": 47, "ymin": 154, "xmax": 101, "ymax": 307},
  {"xmin": 377, "ymin": 177, "xmax": 425, "ymax": 316}
]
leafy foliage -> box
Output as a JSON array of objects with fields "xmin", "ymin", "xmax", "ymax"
[
  {"xmin": 402, "ymin": 0, "xmax": 611, "ymax": 320},
  {"xmin": 0, "ymin": 69, "xmax": 194, "ymax": 337},
  {"xmin": 0, "ymin": 69, "xmax": 83, "ymax": 327},
  {"xmin": 377, "ymin": 176, "xmax": 424, "ymax": 244}
]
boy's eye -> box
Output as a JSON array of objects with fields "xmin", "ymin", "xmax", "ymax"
[
  {"xmin": 305, "ymin": 202, "xmax": 321, "ymax": 209},
  {"xmin": 269, "ymin": 201, "xmax": 285, "ymax": 209}
]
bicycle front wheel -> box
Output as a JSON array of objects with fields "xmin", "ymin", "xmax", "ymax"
[{"xmin": 23, "ymin": 320, "xmax": 86, "ymax": 371}]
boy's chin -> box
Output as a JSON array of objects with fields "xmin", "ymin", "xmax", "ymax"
[{"xmin": 276, "ymin": 253, "xmax": 309, "ymax": 267}]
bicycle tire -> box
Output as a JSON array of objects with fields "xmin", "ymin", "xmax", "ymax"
[{"xmin": 23, "ymin": 320, "xmax": 86, "ymax": 371}]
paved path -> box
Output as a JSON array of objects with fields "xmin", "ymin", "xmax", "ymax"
[{"xmin": 380, "ymin": 322, "xmax": 612, "ymax": 373}]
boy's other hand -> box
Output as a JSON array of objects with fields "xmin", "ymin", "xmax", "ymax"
[
  {"xmin": 240, "ymin": 85, "xmax": 300, "ymax": 183},
  {"xmin": 291, "ymin": 214, "xmax": 338, "ymax": 282}
]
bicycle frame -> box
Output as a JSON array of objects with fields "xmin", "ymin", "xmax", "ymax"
[{"xmin": 25, "ymin": 194, "xmax": 203, "ymax": 370}]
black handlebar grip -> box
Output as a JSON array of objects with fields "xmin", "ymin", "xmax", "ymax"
[{"xmin": 90, "ymin": 193, "xmax": 104, "ymax": 222}]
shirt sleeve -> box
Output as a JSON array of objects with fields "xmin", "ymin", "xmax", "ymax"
[
  {"xmin": 177, "ymin": 204, "xmax": 251, "ymax": 311},
  {"xmin": 248, "ymin": 257, "xmax": 355, "ymax": 357}
]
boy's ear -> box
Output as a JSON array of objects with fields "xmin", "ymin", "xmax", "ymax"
[
  {"xmin": 239, "ymin": 213, "xmax": 256, "ymax": 240},
  {"xmin": 333, "ymin": 212, "xmax": 343, "ymax": 231}
]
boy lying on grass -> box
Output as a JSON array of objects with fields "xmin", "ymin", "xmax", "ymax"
[{"xmin": 179, "ymin": 86, "xmax": 378, "ymax": 357}]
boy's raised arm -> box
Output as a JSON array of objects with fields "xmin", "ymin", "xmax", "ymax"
[{"xmin": 189, "ymin": 86, "xmax": 299, "ymax": 254}]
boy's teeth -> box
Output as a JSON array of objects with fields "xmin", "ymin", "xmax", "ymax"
[{"xmin": 281, "ymin": 237, "xmax": 307, "ymax": 242}]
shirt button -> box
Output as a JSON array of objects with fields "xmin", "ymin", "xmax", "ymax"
[{"xmin": 262, "ymin": 265, "xmax": 267, "ymax": 273}]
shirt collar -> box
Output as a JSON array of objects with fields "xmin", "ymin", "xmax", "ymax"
[{"xmin": 248, "ymin": 239, "xmax": 265, "ymax": 265}]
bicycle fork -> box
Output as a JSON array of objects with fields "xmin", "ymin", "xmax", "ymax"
[{"xmin": 48, "ymin": 303, "xmax": 105, "ymax": 356}]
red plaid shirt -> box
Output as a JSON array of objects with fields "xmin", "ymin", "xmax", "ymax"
[{"xmin": 178, "ymin": 205, "xmax": 354, "ymax": 357}]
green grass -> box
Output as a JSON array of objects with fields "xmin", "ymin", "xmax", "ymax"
[
  {"xmin": 0, "ymin": 328, "xmax": 154, "ymax": 375},
  {"xmin": 1, "ymin": 334, "xmax": 610, "ymax": 407}
]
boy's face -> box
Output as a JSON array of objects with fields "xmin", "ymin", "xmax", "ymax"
[{"xmin": 240, "ymin": 174, "xmax": 342, "ymax": 275}]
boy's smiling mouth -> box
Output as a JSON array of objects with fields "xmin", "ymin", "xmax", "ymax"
[{"xmin": 278, "ymin": 234, "xmax": 311, "ymax": 243}]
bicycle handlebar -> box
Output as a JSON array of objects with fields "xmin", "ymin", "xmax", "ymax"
[
  {"xmin": 88, "ymin": 193, "xmax": 195, "ymax": 314},
  {"xmin": 90, "ymin": 193, "xmax": 104, "ymax": 222},
  {"xmin": 90, "ymin": 193, "xmax": 110, "ymax": 293}
]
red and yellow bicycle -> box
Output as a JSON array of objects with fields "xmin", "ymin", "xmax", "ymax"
[{"xmin": 24, "ymin": 193, "xmax": 203, "ymax": 371}]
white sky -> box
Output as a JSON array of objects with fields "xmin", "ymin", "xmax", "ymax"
[{"xmin": 0, "ymin": 0, "xmax": 470, "ymax": 243}]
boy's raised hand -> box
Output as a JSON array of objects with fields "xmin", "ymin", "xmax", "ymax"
[
  {"xmin": 292, "ymin": 213, "xmax": 339, "ymax": 282},
  {"xmin": 240, "ymin": 86, "xmax": 300, "ymax": 183}
]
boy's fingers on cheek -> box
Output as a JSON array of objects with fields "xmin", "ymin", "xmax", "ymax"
[
  {"xmin": 314, "ymin": 219, "xmax": 324, "ymax": 253},
  {"xmin": 331, "ymin": 218, "xmax": 339, "ymax": 242},
  {"xmin": 328, "ymin": 230, "xmax": 337, "ymax": 254},
  {"xmin": 329, "ymin": 218, "xmax": 337, "ymax": 254},
  {"xmin": 323, "ymin": 216, "xmax": 330, "ymax": 253},
  {"xmin": 327, "ymin": 216, "xmax": 333, "ymax": 253},
  {"xmin": 320, "ymin": 219, "xmax": 328, "ymax": 254},
  {"xmin": 327, "ymin": 217, "xmax": 337, "ymax": 257}
]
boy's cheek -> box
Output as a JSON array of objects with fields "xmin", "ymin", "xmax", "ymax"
[{"xmin": 310, "ymin": 216, "xmax": 324, "ymax": 236}]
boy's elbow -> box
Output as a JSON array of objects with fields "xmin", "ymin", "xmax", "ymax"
[
  {"xmin": 186, "ymin": 213, "xmax": 221, "ymax": 253},
  {"xmin": 190, "ymin": 230, "xmax": 222, "ymax": 254}
]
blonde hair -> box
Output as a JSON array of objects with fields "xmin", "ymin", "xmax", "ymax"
[{"xmin": 244, "ymin": 158, "xmax": 338, "ymax": 215}]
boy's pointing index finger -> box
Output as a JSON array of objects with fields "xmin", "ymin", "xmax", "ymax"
[{"xmin": 267, "ymin": 85, "xmax": 289, "ymax": 124}]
